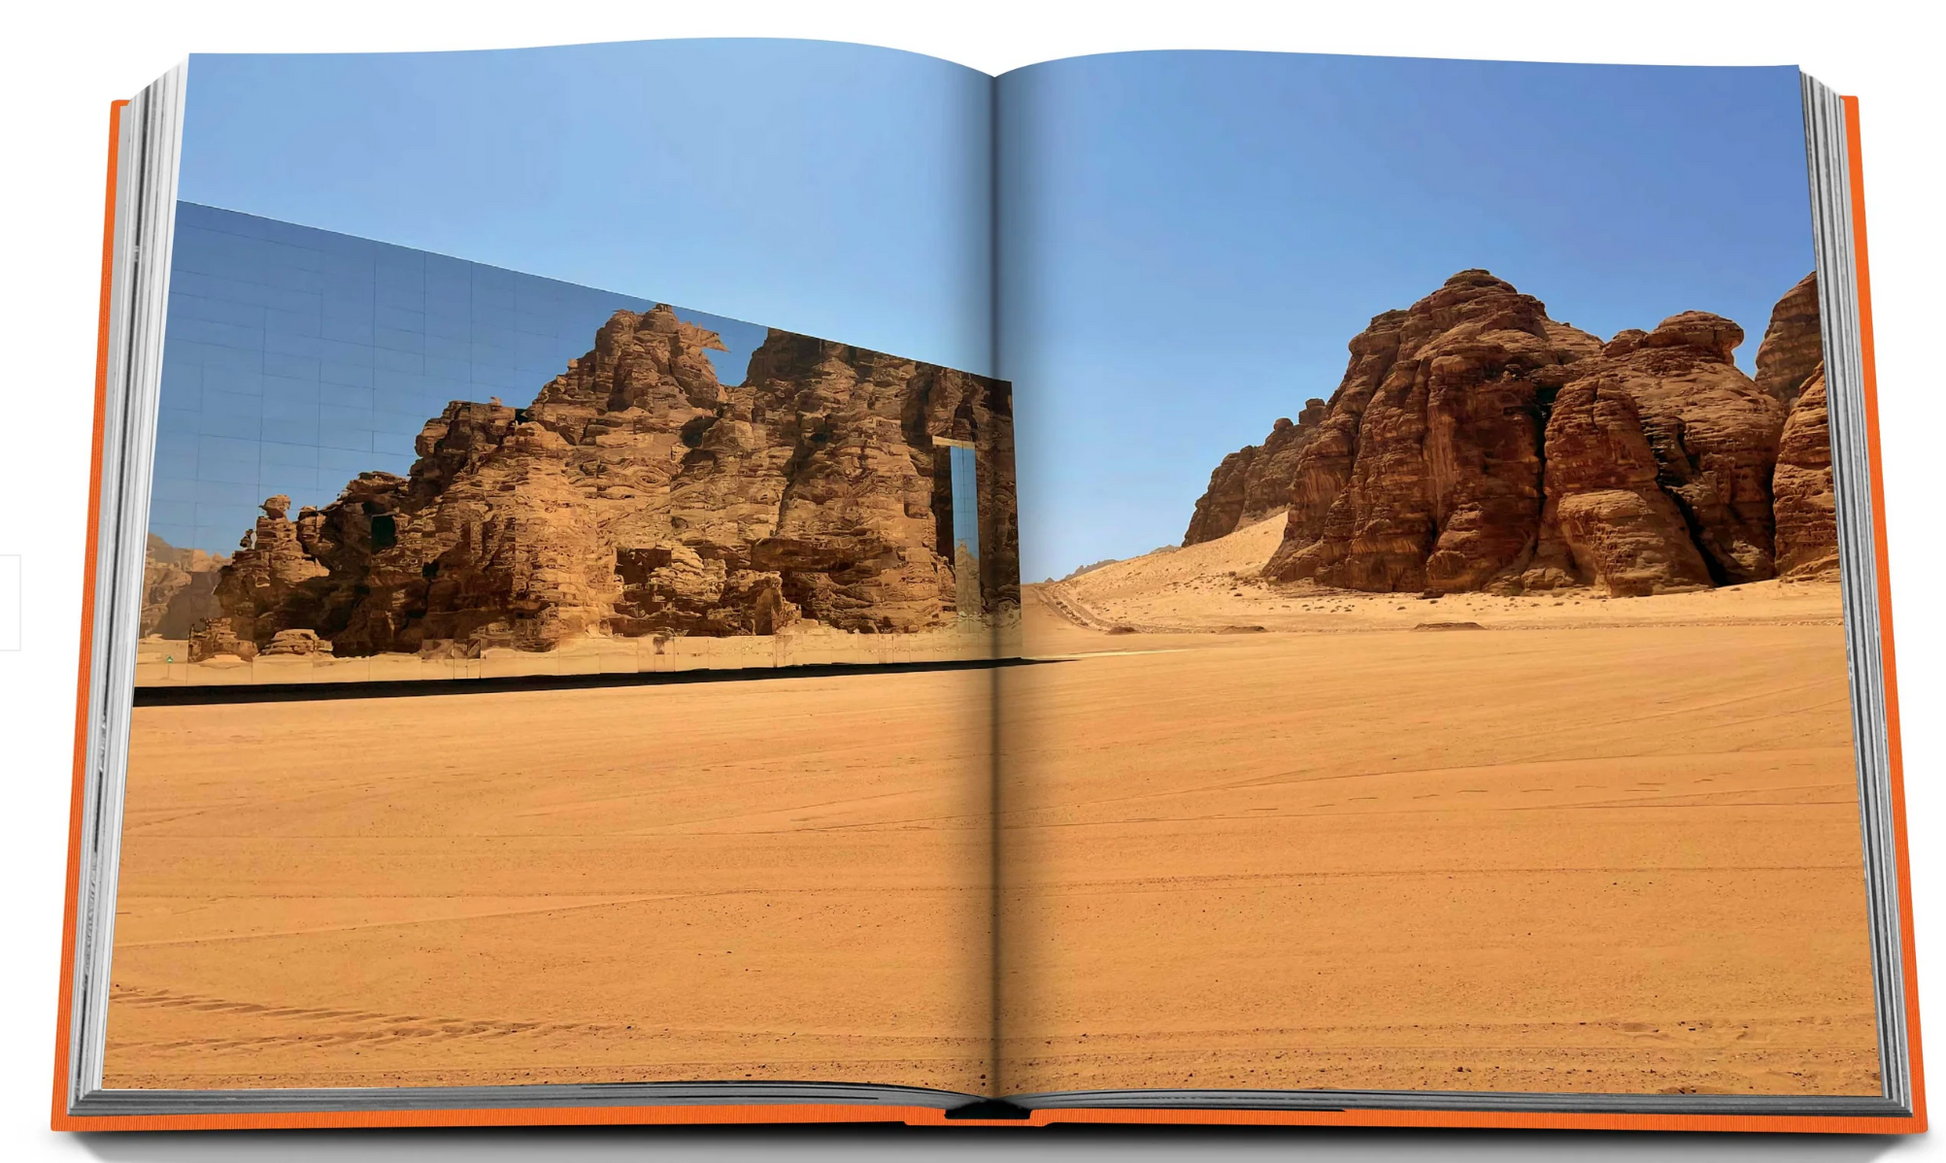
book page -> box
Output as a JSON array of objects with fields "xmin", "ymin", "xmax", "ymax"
[
  {"xmin": 105, "ymin": 39, "xmax": 1011, "ymax": 1096},
  {"xmin": 993, "ymin": 51, "xmax": 1874, "ymax": 1099}
]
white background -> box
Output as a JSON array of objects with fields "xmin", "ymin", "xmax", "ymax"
[{"xmin": 1, "ymin": 1, "xmax": 1941, "ymax": 1159}]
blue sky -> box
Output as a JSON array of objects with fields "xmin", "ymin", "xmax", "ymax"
[
  {"xmin": 998, "ymin": 52, "xmax": 1815, "ymax": 580},
  {"xmin": 176, "ymin": 42, "xmax": 1818, "ymax": 583},
  {"xmin": 151, "ymin": 203, "xmax": 772, "ymax": 555},
  {"xmin": 180, "ymin": 39, "xmax": 994, "ymax": 376}
]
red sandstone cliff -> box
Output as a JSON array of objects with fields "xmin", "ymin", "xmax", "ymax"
[
  {"xmin": 1263, "ymin": 271, "xmax": 1605, "ymax": 592},
  {"xmin": 1190, "ymin": 270, "xmax": 1842, "ymax": 598}
]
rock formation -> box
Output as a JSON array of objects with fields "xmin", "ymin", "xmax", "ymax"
[
  {"xmin": 1233, "ymin": 270, "xmax": 1830, "ymax": 598},
  {"xmin": 194, "ymin": 307, "xmax": 1017, "ymax": 658},
  {"xmin": 1755, "ymin": 272, "xmax": 1823, "ymax": 406},
  {"xmin": 1527, "ymin": 313, "xmax": 1788, "ymax": 589},
  {"xmin": 1519, "ymin": 336, "xmax": 1723, "ymax": 597},
  {"xmin": 1772, "ymin": 364, "xmax": 1840, "ymax": 579},
  {"xmin": 139, "ymin": 535, "xmax": 228, "ymax": 638},
  {"xmin": 1758, "ymin": 272, "xmax": 1840, "ymax": 581},
  {"xmin": 1263, "ymin": 271, "xmax": 1606, "ymax": 592},
  {"xmin": 1182, "ymin": 398, "xmax": 1328, "ymax": 545},
  {"xmin": 204, "ymin": 494, "xmax": 330, "ymax": 652},
  {"xmin": 262, "ymin": 629, "xmax": 332, "ymax": 657}
]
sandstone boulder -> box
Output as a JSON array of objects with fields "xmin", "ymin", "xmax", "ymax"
[
  {"xmin": 186, "ymin": 619, "xmax": 255, "ymax": 662},
  {"xmin": 262, "ymin": 629, "xmax": 332, "ymax": 656},
  {"xmin": 1773, "ymin": 364, "xmax": 1840, "ymax": 579}
]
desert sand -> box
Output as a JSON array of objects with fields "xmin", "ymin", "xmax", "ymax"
[
  {"xmin": 105, "ymin": 668, "xmax": 995, "ymax": 1093},
  {"xmin": 997, "ymin": 517, "xmax": 1877, "ymax": 1096},
  {"xmin": 1042, "ymin": 515, "xmax": 1850, "ymax": 635},
  {"xmin": 106, "ymin": 515, "xmax": 1878, "ymax": 1099}
]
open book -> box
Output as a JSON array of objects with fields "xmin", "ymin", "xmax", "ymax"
[{"xmin": 56, "ymin": 38, "xmax": 1921, "ymax": 1133}]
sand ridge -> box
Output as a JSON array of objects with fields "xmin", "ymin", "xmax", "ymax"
[{"xmin": 1037, "ymin": 516, "xmax": 1847, "ymax": 639}]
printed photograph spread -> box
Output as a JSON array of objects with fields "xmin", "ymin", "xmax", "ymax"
[{"xmin": 56, "ymin": 35, "xmax": 1918, "ymax": 1132}]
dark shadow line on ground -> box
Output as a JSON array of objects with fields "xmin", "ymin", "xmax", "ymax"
[{"xmin": 131, "ymin": 656, "xmax": 1065, "ymax": 706}]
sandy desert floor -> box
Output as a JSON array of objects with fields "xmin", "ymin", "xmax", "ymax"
[
  {"xmin": 105, "ymin": 668, "xmax": 996, "ymax": 1092},
  {"xmin": 997, "ymin": 517, "xmax": 1878, "ymax": 1096},
  {"xmin": 1038, "ymin": 514, "xmax": 1853, "ymax": 635},
  {"xmin": 106, "ymin": 514, "xmax": 1880, "ymax": 1099}
]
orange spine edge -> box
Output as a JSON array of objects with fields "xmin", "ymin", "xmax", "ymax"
[
  {"xmin": 53, "ymin": 99, "xmax": 127, "ymax": 1132},
  {"xmin": 1842, "ymin": 93, "xmax": 1926, "ymax": 1132}
]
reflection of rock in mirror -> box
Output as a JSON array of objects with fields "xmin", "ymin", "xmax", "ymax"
[
  {"xmin": 189, "ymin": 308, "xmax": 1016, "ymax": 659},
  {"xmin": 141, "ymin": 210, "xmax": 1019, "ymax": 686}
]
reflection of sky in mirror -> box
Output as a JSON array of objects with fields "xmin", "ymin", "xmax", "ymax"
[
  {"xmin": 179, "ymin": 40, "xmax": 993, "ymax": 377},
  {"xmin": 151, "ymin": 202, "xmax": 768, "ymax": 554},
  {"xmin": 949, "ymin": 445, "xmax": 981, "ymax": 559}
]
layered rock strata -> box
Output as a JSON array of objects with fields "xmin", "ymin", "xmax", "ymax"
[{"xmin": 194, "ymin": 306, "xmax": 1017, "ymax": 658}]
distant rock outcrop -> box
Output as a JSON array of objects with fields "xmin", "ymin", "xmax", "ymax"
[
  {"xmin": 1183, "ymin": 398, "xmax": 1329, "ymax": 545},
  {"xmin": 1756, "ymin": 273, "xmax": 1823, "ymax": 406},
  {"xmin": 194, "ymin": 307, "xmax": 1017, "ymax": 657},
  {"xmin": 1228, "ymin": 270, "xmax": 1834, "ymax": 598},
  {"xmin": 139, "ymin": 535, "xmax": 228, "ymax": 639}
]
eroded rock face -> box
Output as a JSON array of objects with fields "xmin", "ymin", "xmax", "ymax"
[
  {"xmin": 1264, "ymin": 271, "xmax": 1602, "ymax": 592},
  {"xmin": 201, "ymin": 307, "xmax": 1017, "ymax": 655},
  {"xmin": 1756, "ymin": 273, "xmax": 1823, "ymax": 406},
  {"xmin": 208, "ymin": 494, "xmax": 331, "ymax": 646},
  {"xmin": 140, "ymin": 534, "xmax": 227, "ymax": 638},
  {"xmin": 1544, "ymin": 313, "xmax": 1788, "ymax": 587},
  {"xmin": 1250, "ymin": 271, "xmax": 1805, "ymax": 597},
  {"xmin": 1183, "ymin": 399, "xmax": 1329, "ymax": 545},
  {"xmin": 1773, "ymin": 364, "xmax": 1840, "ymax": 579},
  {"xmin": 1523, "ymin": 377, "xmax": 1714, "ymax": 596}
]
